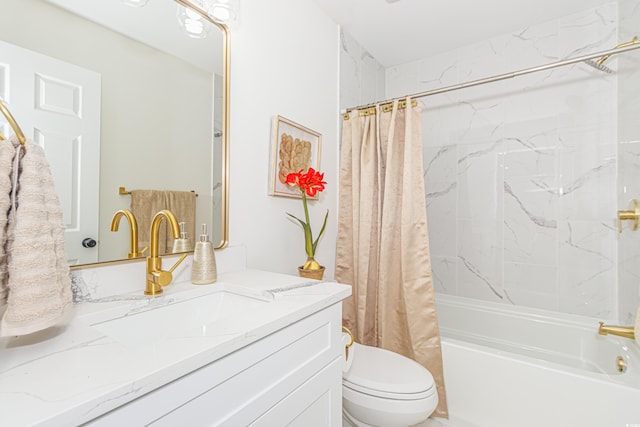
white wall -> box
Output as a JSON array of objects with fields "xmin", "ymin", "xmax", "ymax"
[{"xmin": 228, "ymin": 0, "xmax": 340, "ymax": 278}]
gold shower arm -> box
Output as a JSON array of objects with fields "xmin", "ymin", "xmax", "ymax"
[
  {"xmin": 0, "ymin": 99, "xmax": 26, "ymax": 146},
  {"xmin": 597, "ymin": 36, "xmax": 639, "ymax": 65}
]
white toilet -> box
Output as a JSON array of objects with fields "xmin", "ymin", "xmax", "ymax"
[{"xmin": 342, "ymin": 341, "xmax": 438, "ymax": 427}]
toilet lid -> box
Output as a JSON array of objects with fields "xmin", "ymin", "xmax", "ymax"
[{"xmin": 343, "ymin": 343, "xmax": 436, "ymax": 398}]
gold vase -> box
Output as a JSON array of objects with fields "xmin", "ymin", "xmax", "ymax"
[
  {"xmin": 298, "ymin": 266, "xmax": 325, "ymax": 280},
  {"xmin": 298, "ymin": 257, "xmax": 325, "ymax": 280}
]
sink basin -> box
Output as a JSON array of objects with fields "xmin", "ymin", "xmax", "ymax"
[{"xmin": 90, "ymin": 291, "xmax": 267, "ymax": 348}]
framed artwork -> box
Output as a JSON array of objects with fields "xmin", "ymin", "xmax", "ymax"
[{"xmin": 269, "ymin": 115, "xmax": 322, "ymax": 198}]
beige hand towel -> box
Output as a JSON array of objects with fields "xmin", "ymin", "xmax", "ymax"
[
  {"xmin": 0, "ymin": 140, "xmax": 16, "ymax": 304},
  {"xmin": 0, "ymin": 137, "xmax": 72, "ymax": 336},
  {"xmin": 131, "ymin": 190, "xmax": 196, "ymax": 255}
]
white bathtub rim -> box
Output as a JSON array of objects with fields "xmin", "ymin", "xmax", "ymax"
[
  {"xmin": 440, "ymin": 337, "xmax": 640, "ymax": 427},
  {"xmin": 435, "ymin": 293, "xmax": 640, "ymax": 389},
  {"xmin": 439, "ymin": 327, "xmax": 615, "ymax": 374},
  {"xmin": 440, "ymin": 335, "xmax": 638, "ymax": 391}
]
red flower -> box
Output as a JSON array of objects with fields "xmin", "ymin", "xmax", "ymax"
[
  {"xmin": 285, "ymin": 168, "xmax": 329, "ymax": 264},
  {"xmin": 285, "ymin": 168, "xmax": 327, "ymax": 197}
]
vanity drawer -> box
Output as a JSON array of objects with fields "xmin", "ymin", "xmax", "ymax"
[
  {"xmin": 249, "ymin": 357, "xmax": 342, "ymax": 427},
  {"xmin": 87, "ymin": 302, "xmax": 342, "ymax": 426}
]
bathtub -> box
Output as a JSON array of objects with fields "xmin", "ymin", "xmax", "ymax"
[{"xmin": 435, "ymin": 294, "xmax": 640, "ymax": 427}]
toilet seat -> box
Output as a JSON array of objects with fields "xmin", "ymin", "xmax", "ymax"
[
  {"xmin": 342, "ymin": 342, "xmax": 436, "ymax": 399},
  {"xmin": 343, "ymin": 380, "xmax": 435, "ymax": 400}
]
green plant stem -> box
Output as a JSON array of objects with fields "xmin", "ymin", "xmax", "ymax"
[{"xmin": 301, "ymin": 190, "xmax": 314, "ymax": 257}]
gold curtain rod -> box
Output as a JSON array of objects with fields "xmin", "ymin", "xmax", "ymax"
[
  {"xmin": 119, "ymin": 186, "xmax": 199, "ymax": 197},
  {"xmin": 344, "ymin": 37, "xmax": 640, "ymax": 115},
  {"xmin": 0, "ymin": 99, "xmax": 26, "ymax": 145}
]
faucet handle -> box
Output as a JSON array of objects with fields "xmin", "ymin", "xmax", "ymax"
[
  {"xmin": 154, "ymin": 253, "xmax": 188, "ymax": 287},
  {"xmin": 152, "ymin": 270, "xmax": 173, "ymax": 287},
  {"xmin": 128, "ymin": 246, "xmax": 147, "ymax": 259},
  {"xmin": 168, "ymin": 253, "xmax": 188, "ymax": 274}
]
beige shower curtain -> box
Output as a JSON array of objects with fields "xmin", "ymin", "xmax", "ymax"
[{"xmin": 336, "ymin": 98, "xmax": 448, "ymax": 418}]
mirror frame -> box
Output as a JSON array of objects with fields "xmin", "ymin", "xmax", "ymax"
[{"xmin": 70, "ymin": 0, "xmax": 229, "ymax": 269}]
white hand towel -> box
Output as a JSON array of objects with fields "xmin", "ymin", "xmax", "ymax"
[{"xmin": 0, "ymin": 137, "xmax": 72, "ymax": 336}]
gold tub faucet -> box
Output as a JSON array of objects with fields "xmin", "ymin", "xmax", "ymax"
[
  {"xmin": 110, "ymin": 209, "xmax": 147, "ymax": 258},
  {"xmin": 145, "ymin": 209, "xmax": 187, "ymax": 296},
  {"xmin": 598, "ymin": 322, "xmax": 635, "ymax": 340}
]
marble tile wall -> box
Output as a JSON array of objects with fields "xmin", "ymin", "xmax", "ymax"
[
  {"xmin": 339, "ymin": 30, "xmax": 385, "ymax": 111},
  {"xmin": 382, "ymin": 1, "xmax": 636, "ymax": 319},
  {"xmin": 617, "ymin": 1, "xmax": 640, "ymax": 323}
]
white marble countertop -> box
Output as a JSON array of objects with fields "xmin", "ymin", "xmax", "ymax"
[{"xmin": 0, "ymin": 268, "xmax": 351, "ymax": 427}]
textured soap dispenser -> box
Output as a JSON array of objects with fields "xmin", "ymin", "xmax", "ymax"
[
  {"xmin": 191, "ymin": 223, "xmax": 217, "ymax": 285},
  {"xmin": 172, "ymin": 221, "xmax": 193, "ymax": 253}
]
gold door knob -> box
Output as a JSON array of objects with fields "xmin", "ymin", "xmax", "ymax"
[{"xmin": 618, "ymin": 199, "xmax": 640, "ymax": 233}]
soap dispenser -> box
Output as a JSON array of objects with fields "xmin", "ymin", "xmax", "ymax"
[
  {"xmin": 172, "ymin": 221, "xmax": 193, "ymax": 253},
  {"xmin": 191, "ymin": 223, "xmax": 217, "ymax": 285}
]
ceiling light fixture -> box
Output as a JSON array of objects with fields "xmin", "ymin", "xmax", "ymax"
[
  {"xmin": 176, "ymin": 3, "xmax": 212, "ymax": 38},
  {"xmin": 206, "ymin": 0, "xmax": 239, "ymax": 24}
]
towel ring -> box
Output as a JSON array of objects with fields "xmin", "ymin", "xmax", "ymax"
[{"xmin": 0, "ymin": 99, "xmax": 26, "ymax": 146}]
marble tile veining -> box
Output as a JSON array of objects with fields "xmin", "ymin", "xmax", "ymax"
[{"xmin": 379, "ymin": 1, "xmax": 637, "ymax": 320}]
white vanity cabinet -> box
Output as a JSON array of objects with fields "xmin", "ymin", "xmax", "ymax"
[
  {"xmin": 86, "ymin": 302, "xmax": 344, "ymax": 426},
  {"xmin": 1, "ymin": 264, "xmax": 351, "ymax": 426}
]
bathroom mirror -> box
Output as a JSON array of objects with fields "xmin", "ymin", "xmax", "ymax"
[{"xmin": 0, "ymin": 0, "xmax": 229, "ymax": 267}]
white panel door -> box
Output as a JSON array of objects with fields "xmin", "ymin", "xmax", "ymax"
[{"xmin": 0, "ymin": 41, "xmax": 101, "ymax": 265}]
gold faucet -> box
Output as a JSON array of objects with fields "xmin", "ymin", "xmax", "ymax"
[
  {"xmin": 110, "ymin": 209, "xmax": 147, "ymax": 258},
  {"xmin": 598, "ymin": 322, "xmax": 635, "ymax": 340},
  {"xmin": 145, "ymin": 210, "xmax": 187, "ymax": 295}
]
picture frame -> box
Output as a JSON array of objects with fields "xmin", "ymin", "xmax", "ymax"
[{"xmin": 269, "ymin": 115, "xmax": 322, "ymax": 198}]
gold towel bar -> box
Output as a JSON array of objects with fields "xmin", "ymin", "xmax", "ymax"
[
  {"xmin": 0, "ymin": 99, "xmax": 26, "ymax": 146},
  {"xmin": 119, "ymin": 186, "xmax": 198, "ymax": 197}
]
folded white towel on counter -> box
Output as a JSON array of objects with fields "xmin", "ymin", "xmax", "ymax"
[{"xmin": 0, "ymin": 137, "xmax": 72, "ymax": 336}]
